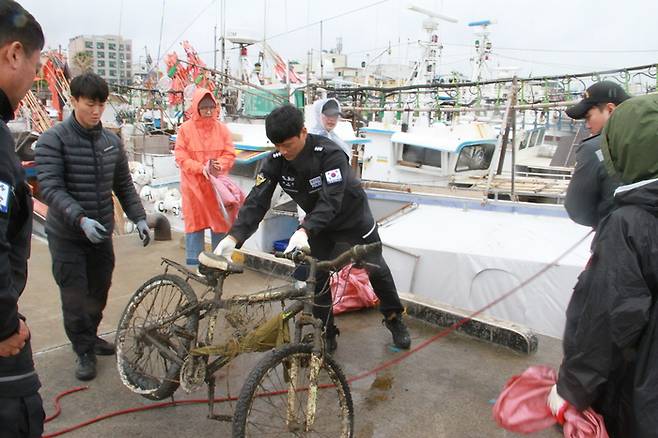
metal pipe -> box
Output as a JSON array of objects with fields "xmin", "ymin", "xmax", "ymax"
[{"xmin": 146, "ymin": 212, "xmax": 172, "ymax": 241}]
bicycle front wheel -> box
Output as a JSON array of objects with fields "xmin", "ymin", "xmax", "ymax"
[
  {"xmin": 232, "ymin": 343, "xmax": 354, "ymax": 437},
  {"xmin": 116, "ymin": 274, "xmax": 199, "ymax": 400}
]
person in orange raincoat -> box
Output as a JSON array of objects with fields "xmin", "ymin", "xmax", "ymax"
[{"xmin": 175, "ymin": 88, "xmax": 236, "ymax": 266}]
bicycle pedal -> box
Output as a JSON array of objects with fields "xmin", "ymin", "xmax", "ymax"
[{"xmin": 208, "ymin": 414, "xmax": 232, "ymax": 422}]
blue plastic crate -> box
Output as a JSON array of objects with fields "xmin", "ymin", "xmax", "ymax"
[{"xmin": 273, "ymin": 239, "xmax": 289, "ymax": 252}]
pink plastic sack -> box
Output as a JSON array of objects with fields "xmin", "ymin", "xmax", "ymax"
[
  {"xmin": 330, "ymin": 264, "xmax": 379, "ymax": 315},
  {"xmin": 493, "ymin": 365, "xmax": 608, "ymax": 438},
  {"xmin": 207, "ymin": 172, "xmax": 245, "ymax": 226}
]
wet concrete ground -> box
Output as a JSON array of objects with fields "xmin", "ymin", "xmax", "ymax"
[{"xmin": 22, "ymin": 234, "xmax": 562, "ymax": 437}]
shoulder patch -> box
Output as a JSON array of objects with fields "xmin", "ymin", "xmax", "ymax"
[
  {"xmin": 255, "ymin": 172, "xmax": 267, "ymax": 186},
  {"xmin": 595, "ymin": 149, "xmax": 604, "ymax": 162},
  {"xmin": 314, "ymin": 146, "xmax": 323, "ymax": 152},
  {"xmin": 324, "ymin": 168, "xmax": 342, "ymax": 184},
  {"xmin": 0, "ymin": 182, "xmax": 10, "ymax": 213},
  {"xmin": 272, "ymin": 152, "xmax": 282, "ymax": 159}
]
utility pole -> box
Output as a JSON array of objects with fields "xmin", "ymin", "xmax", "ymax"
[
  {"xmin": 320, "ymin": 20, "xmax": 324, "ymax": 84},
  {"xmin": 213, "ymin": 25, "xmax": 217, "ymax": 71}
]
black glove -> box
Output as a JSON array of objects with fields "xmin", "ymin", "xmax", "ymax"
[{"xmin": 136, "ymin": 220, "xmax": 151, "ymax": 247}]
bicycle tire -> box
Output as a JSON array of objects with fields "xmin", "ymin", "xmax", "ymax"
[
  {"xmin": 232, "ymin": 343, "xmax": 354, "ymax": 438},
  {"xmin": 116, "ymin": 273, "xmax": 199, "ymax": 400}
]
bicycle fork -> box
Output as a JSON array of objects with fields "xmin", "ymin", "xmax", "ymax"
[{"xmin": 287, "ymin": 315, "xmax": 324, "ymax": 432}]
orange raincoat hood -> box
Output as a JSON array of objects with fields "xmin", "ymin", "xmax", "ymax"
[{"xmin": 174, "ymin": 87, "xmax": 236, "ymax": 233}]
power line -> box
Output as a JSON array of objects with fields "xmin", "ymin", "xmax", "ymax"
[{"xmin": 265, "ymin": 0, "xmax": 391, "ymax": 42}]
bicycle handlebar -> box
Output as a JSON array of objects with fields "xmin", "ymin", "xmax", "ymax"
[{"xmin": 274, "ymin": 242, "xmax": 381, "ymax": 271}]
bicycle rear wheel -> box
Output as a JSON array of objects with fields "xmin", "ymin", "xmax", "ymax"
[
  {"xmin": 116, "ymin": 274, "xmax": 199, "ymax": 400},
  {"xmin": 232, "ymin": 343, "xmax": 354, "ymax": 437}
]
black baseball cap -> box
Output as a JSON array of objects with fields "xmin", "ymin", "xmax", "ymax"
[
  {"xmin": 321, "ymin": 99, "xmax": 341, "ymax": 117},
  {"xmin": 566, "ymin": 81, "xmax": 630, "ymax": 119}
]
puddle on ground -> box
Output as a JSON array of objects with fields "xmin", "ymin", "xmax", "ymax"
[{"xmin": 364, "ymin": 371, "xmax": 394, "ymax": 407}]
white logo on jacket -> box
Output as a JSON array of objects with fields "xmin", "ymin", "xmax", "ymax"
[
  {"xmin": 309, "ymin": 176, "xmax": 322, "ymax": 188},
  {"xmin": 324, "ymin": 169, "xmax": 342, "ymax": 184}
]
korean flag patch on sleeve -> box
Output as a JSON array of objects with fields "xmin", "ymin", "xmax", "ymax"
[
  {"xmin": 324, "ymin": 168, "xmax": 342, "ymax": 184},
  {"xmin": 0, "ymin": 182, "xmax": 10, "ymax": 214}
]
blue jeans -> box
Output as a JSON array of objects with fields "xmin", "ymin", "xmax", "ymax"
[{"xmin": 185, "ymin": 230, "xmax": 224, "ymax": 266}]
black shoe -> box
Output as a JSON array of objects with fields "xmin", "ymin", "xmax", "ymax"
[
  {"xmin": 325, "ymin": 327, "xmax": 340, "ymax": 354},
  {"xmin": 383, "ymin": 314, "xmax": 411, "ymax": 349},
  {"xmin": 75, "ymin": 352, "xmax": 97, "ymax": 381},
  {"xmin": 94, "ymin": 337, "xmax": 116, "ymax": 356}
]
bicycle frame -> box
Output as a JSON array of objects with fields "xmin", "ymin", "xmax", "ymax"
[{"xmin": 144, "ymin": 243, "xmax": 378, "ymax": 429}]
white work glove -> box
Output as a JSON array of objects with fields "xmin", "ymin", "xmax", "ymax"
[
  {"xmin": 213, "ymin": 235, "xmax": 237, "ymax": 258},
  {"xmin": 547, "ymin": 384, "xmax": 569, "ymax": 424},
  {"xmin": 284, "ymin": 229, "xmax": 309, "ymax": 254}
]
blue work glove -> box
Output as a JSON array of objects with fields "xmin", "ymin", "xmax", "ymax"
[
  {"xmin": 136, "ymin": 219, "xmax": 151, "ymax": 247},
  {"xmin": 80, "ymin": 217, "xmax": 107, "ymax": 244}
]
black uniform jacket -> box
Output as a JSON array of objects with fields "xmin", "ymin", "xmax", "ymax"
[
  {"xmin": 558, "ymin": 179, "xmax": 658, "ymax": 437},
  {"xmin": 35, "ymin": 114, "xmax": 145, "ymax": 241},
  {"xmin": 0, "ymin": 89, "xmax": 40, "ymax": 397},
  {"xmin": 564, "ymin": 134, "xmax": 620, "ymax": 227},
  {"xmin": 230, "ymin": 134, "xmax": 374, "ymax": 245}
]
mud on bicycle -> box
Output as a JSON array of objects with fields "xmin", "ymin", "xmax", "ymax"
[{"xmin": 115, "ymin": 241, "xmax": 381, "ymax": 437}]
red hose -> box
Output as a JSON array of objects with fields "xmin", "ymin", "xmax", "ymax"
[{"xmin": 43, "ymin": 394, "xmax": 238, "ymax": 438}]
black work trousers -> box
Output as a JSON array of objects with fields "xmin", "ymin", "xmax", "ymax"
[
  {"xmin": 305, "ymin": 226, "xmax": 403, "ymax": 335},
  {"xmin": 47, "ymin": 235, "xmax": 115, "ymax": 356},
  {"xmin": 0, "ymin": 393, "xmax": 44, "ymax": 438}
]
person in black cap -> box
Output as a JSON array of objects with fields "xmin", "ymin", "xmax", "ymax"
[
  {"xmin": 564, "ymin": 81, "xmax": 630, "ymax": 228},
  {"xmin": 309, "ymin": 97, "xmax": 352, "ymax": 160}
]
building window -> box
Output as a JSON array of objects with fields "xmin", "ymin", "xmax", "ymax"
[
  {"xmin": 109, "ymin": 61, "xmax": 116, "ymax": 69},
  {"xmin": 97, "ymin": 69, "xmax": 106, "ymax": 76},
  {"xmin": 96, "ymin": 51, "xmax": 105, "ymax": 58},
  {"xmin": 109, "ymin": 70, "xmax": 117, "ymax": 77},
  {"xmin": 108, "ymin": 52, "xmax": 116, "ymax": 59},
  {"xmin": 108, "ymin": 43, "xmax": 116, "ymax": 51},
  {"xmin": 119, "ymin": 53, "xmax": 124, "ymax": 60},
  {"xmin": 96, "ymin": 42, "xmax": 104, "ymax": 50},
  {"xmin": 125, "ymin": 44, "xmax": 131, "ymax": 53},
  {"xmin": 85, "ymin": 50, "xmax": 93, "ymax": 57},
  {"xmin": 84, "ymin": 41, "xmax": 93, "ymax": 49},
  {"xmin": 119, "ymin": 44, "xmax": 124, "ymax": 50},
  {"xmin": 97, "ymin": 60, "xmax": 105, "ymax": 67}
]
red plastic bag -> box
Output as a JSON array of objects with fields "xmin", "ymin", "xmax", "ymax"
[
  {"xmin": 207, "ymin": 172, "xmax": 245, "ymax": 226},
  {"xmin": 493, "ymin": 365, "xmax": 608, "ymax": 437},
  {"xmin": 330, "ymin": 264, "xmax": 379, "ymax": 315}
]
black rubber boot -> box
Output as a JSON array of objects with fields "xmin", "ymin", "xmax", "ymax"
[
  {"xmin": 75, "ymin": 352, "xmax": 97, "ymax": 381},
  {"xmin": 324, "ymin": 326, "xmax": 340, "ymax": 354},
  {"xmin": 383, "ymin": 314, "xmax": 411, "ymax": 349},
  {"xmin": 94, "ymin": 337, "xmax": 116, "ymax": 356}
]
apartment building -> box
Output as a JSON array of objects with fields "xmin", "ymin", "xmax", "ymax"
[{"xmin": 68, "ymin": 34, "xmax": 133, "ymax": 85}]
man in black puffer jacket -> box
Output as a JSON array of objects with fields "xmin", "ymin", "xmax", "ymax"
[
  {"xmin": 0, "ymin": 3, "xmax": 46, "ymax": 436},
  {"xmin": 35, "ymin": 73, "xmax": 151, "ymax": 381}
]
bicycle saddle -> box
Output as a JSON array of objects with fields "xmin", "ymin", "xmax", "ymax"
[{"xmin": 198, "ymin": 252, "xmax": 244, "ymax": 274}]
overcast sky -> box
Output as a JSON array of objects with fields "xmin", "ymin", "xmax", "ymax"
[{"xmin": 18, "ymin": 0, "xmax": 658, "ymax": 79}]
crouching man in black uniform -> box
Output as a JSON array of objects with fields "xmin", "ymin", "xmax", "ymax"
[
  {"xmin": 213, "ymin": 105, "xmax": 410, "ymax": 352},
  {"xmin": 35, "ymin": 73, "xmax": 151, "ymax": 381}
]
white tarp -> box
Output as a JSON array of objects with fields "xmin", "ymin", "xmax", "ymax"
[{"xmin": 378, "ymin": 203, "xmax": 593, "ymax": 338}]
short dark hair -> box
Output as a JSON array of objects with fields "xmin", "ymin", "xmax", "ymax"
[
  {"xmin": 70, "ymin": 72, "xmax": 109, "ymax": 102},
  {"xmin": 265, "ymin": 105, "xmax": 304, "ymax": 144},
  {"xmin": 0, "ymin": 1, "xmax": 44, "ymax": 55}
]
